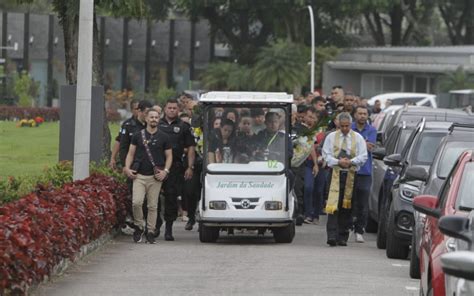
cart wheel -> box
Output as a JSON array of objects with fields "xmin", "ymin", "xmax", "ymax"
[
  {"xmin": 273, "ymin": 222, "xmax": 295, "ymax": 243},
  {"xmin": 199, "ymin": 223, "xmax": 219, "ymax": 243}
]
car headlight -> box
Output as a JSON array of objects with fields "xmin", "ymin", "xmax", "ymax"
[
  {"xmin": 400, "ymin": 184, "xmax": 419, "ymax": 201},
  {"xmin": 265, "ymin": 201, "xmax": 282, "ymax": 211},
  {"xmin": 209, "ymin": 201, "xmax": 227, "ymax": 210}
]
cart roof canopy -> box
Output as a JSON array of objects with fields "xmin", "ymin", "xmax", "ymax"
[{"xmin": 199, "ymin": 91, "xmax": 293, "ymax": 104}]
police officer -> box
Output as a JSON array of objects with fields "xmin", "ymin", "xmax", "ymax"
[
  {"xmin": 109, "ymin": 99, "xmax": 139, "ymax": 169},
  {"xmin": 158, "ymin": 98, "xmax": 196, "ymax": 241},
  {"xmin": 119, "ymin": 100, "xmax": 153, "ymax": 167}
]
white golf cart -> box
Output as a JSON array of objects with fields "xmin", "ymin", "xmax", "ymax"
[{"xmin": 197, "ymin": 91, "xmax": 296, "ymax": 243}]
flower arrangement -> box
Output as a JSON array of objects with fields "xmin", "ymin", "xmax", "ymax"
[
  {"xmin": 17, "ymin": 119, "xmax": 37, "ymax": 127},
  {"xmin": 16, "ymin": 116, "xmax": 44, "ymax": 127},
  {"xmin": 291, "ymin": 135, "xmax": 313, "ymax": 167},
  {"xmin": 192, "ymin": 127, "xmax": 204, "ymax": 156}
]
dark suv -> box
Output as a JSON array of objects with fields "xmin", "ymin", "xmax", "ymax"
[
  {"xmin": 369, "ymin": 121, "xmax": 415, "ymax": 238},
  {"xmin": 408, "ymin": 123, "xmax": 474, "ymax": 279},
  {"xmin": 383, "ymin": 121, "xmax": 459, "ymax": 259}
]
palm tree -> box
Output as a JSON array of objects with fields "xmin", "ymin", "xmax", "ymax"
[
  {"xmin": 200, "ymin": 62, "xmax": 253, "ymax": 91},
  {"xmin": 252, "ymin": 40, "xmax": 308, "ymax": 92},
  {"xmin": 440, "ymin": 66, "xmax": 474, "ymax": 92}
]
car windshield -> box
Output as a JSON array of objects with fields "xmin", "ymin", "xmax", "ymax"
[
  {"xmin": 411, "ymin": 132, "xmax": 447, "ymax": 165},
  {"xmin": 437, "ymin": 142, "xmax": 474, "ymax": 178},
  {"xmin": 456, "ymin": 162, "xmax": 474, "ymax": 211},
  {"xmin": 391, "ymin": 97, "xmax": 426, "ymax": 105},
  {"xmin": 205, "ymin": 106, "xmax": 288, "ymax": 173}
]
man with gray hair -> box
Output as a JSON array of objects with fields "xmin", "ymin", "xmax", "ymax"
[{"xmin": 322, "ymin": 112, "xmax": 367, "ymax": 247}]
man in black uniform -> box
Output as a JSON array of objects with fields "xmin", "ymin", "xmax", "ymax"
[
  {"xmin": 158, "ymin": 98, "xmax": 196, "ymax": 241},
  {"xmin": 109, "ymin": 99, "xmax": 139, "ymax": 169},
  {"xmin": 119, "ymin": 100, "xmax": 153, "ymax": 167}
]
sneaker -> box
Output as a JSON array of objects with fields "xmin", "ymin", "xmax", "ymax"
[
  {"xmin": 355, "ymin": 233, "xmax": 365, "ymax": 243},
  {"xmin": 133, "ymin": 228, "xmax": 144, "ymax": 243},
  {"xmin": 146, "ymin": 232, "xmax": 156, "ymax": 244},
  {"xmin": 312, "ymin": 218, "xmax": 320, "ymax": 225},
  {"xmin": 303, "ymin": 217, "xmax": 313, "ymax": 224},
  {"xmin": 327, "ymin": 239, "xmax": 337, "ymax": 247}
]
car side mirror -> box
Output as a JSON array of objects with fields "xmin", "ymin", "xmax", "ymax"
[
  {"xmin": 383, "ymin": 153, "xmax": 402, "ymax": 167},
  {"xmin": 413, "ymin": 195, "xmax": 440, "ymax": 218},
  {"xmin": 438, "ymin": 215, "xmax": 472, "ymax": 245},
  {"xmin": 441, "ymin": 251, "xmax": 474, "ymax": 281},
  {"xmin": 405, "ymin": 166, "xmax": 428, "ymax": 182},
  {"xmin": 373, "ymin": 147, "xmax": 386, "ymax": 160}
]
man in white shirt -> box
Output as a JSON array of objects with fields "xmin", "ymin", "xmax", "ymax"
[{"xmin": 322, "ymin": 112, "xmax": 367, "ymax": 247}]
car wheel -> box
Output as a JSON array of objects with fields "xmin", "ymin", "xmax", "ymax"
[
  {"xmin": 386, "ymin": 202, "xmax": 409, "ymax": 259},
  {"xmin": 199, "ymin": 223, "xmax": 219, "ymax": 243},
  {"xmin": 273, "ymin": 222, "xmax": 295, "ymax": 243},
  {"xmin": 409, "ymin": 234, "xmax": 421, "ymax": 279},
  {"xmin": 376, "ymin": 199, "xmax": 388, "ymax": 249},
  {"xmin": 366, "ymin": 215, "xmax": 378, "ymax": 233}
]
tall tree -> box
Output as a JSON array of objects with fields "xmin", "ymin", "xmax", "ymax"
[
  {"xmin": 438, "ymin": 0, "xmax": 474, "ymax": 45},
  {"xmin": 19, "ymin": 0, "xmax": 171, "ymax": 162}
]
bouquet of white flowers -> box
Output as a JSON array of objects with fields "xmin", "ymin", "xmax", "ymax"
[{"xmin": 291, "ymin": 135, "xmax": 313, "ymax": 167}]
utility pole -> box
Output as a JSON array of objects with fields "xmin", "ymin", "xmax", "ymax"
[
  {"xmin": 307, "ymin": 5, "xmax": 315, "ymax": 92},
  {"xmin": 73, "ymin": 0, "xmax": 94, "ymax": 180}
]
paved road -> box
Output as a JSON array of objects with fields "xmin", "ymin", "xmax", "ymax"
[{"xmin": 34, "ymin": 218, "xmax": 419, "ymax": 296}]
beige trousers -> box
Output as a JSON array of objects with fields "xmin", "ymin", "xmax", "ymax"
[{"xmin": 132, "ymin": 174, "xmax": 162, "ymax": 233}]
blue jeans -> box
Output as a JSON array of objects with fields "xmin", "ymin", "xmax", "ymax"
[
  {"xmin": 312, "ymin": 168, "xmax": 328, "ymax": 220},
  {"xmin": 303, "ymin": 160, "xmax": 315, "ymax": 218},
  {"xmin": 353, "ymin": 174, "xmax": 372, "ymax": 234}
]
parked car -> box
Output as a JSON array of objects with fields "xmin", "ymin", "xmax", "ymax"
[
  {"xmin": 383, "ymin": 121, "xmax": 453, "ymax": 259},
  {"xmin": 370, "ymin": 108, "xmax": 473, "ymax": 247},
  {"xmin": 373, "ymin": 106, "xmax": 403, "ymax": 145},
  {"xmin": 368, "ymin": 92, "xmax": 437, "ymax": 109},
  {"xmin": 439, "ymin": 212, "xmax": 474, "ymax": 296},
  {"xmin": 413, "ymin": 150, "xmax": 474, "ymax": 296},
  {"xmin": 369, "ymin": 121, "xmax": 415, "ymax": 239},
  {"xmin": 409, "ymin": 123, "xmax": 474, "ymax": 279},
  {"xmin": 383, "ymin": 106, "xmax": 473, "ymax": 144}
]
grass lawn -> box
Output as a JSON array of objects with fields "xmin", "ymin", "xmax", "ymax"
[{"xmin": 0, "ymin": 121, "xmax": 120, "ymax": 178}]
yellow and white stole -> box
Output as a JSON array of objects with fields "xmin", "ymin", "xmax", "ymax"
[{"xmin": 325, "ymin": 130, "xmax": 357, "ymax": 214}]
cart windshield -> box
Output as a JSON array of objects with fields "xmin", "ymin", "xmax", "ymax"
[{"xmin": 204, "ymin": 106, "xmax": 288, "ymax": 173}]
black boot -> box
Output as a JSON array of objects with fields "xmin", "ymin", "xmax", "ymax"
[
  {"xmin": 185, "ymin": 217, "xmax": 195, "ymax": 231},
  {"xmin": 165, "ymin": 221, "xmax": 174, "ymax": 241}
]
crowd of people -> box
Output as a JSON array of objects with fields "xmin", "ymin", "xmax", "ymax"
[{"xmin": 110, "ymin": 86, "xmax": 383, "ymax": 247}]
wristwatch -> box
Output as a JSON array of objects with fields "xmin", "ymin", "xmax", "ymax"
[
  {"xmin": 164, "ymin": 168, "xmax": 170, "ymax": 174},
  {"xmin": 189, "ymin": 165, "xmax": 195, "ymax": 170}
]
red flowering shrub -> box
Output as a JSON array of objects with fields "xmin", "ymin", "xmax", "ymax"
[
  {"xmin": 0, "ymin": 174, "xmax": 127, "ymax": 295},
  {"xmin": 0, "ymin": 106, "xmax": 60, "ymax": 121}
]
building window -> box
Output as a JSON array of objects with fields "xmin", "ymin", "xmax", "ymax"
[{"xmin": 361, "ymin": 74, "xmax": 404, "ymax": 98}]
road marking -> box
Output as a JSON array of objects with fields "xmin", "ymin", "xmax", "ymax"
[
  {"xmin": 405, "ymin": 286, "xmax": 419, "ymax": 291},
  {"xmin": 392, "ymin": 263, "xmax": 409, "ymax": 267}
]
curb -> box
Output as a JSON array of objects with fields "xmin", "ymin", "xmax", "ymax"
[{"xmin": 29, "ymin": 228, "xmax": 120, "ymax": 295}]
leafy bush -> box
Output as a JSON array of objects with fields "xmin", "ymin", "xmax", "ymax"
[
  {"xmin": 0, "ymin": 161, "xmax": 126, "ymax": 205},
  {"xmin": 155, "ymin": 87, "xmax": 177, "ymax": 107},
  {"xmin": 13, "ymin": 71, "xmax": 40, "ymax": 107},
  {"xmin": 0, "ymin": 174, "xmax": 127, "ymax": 295}
]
